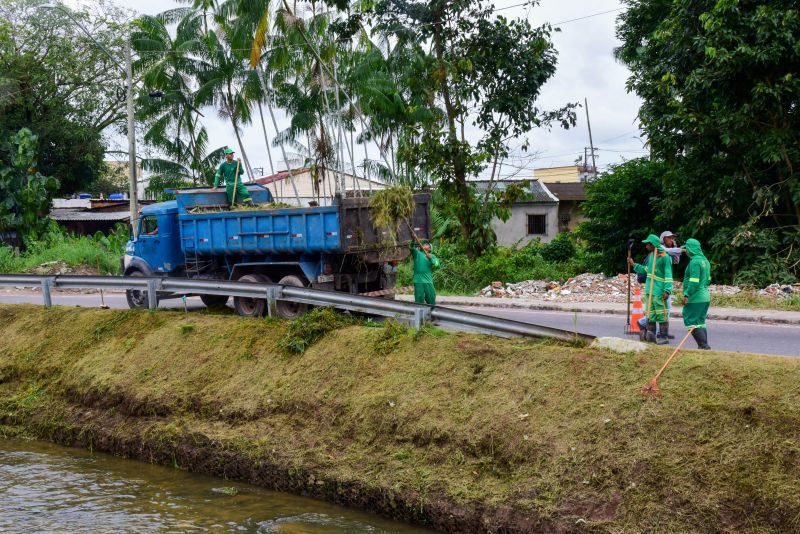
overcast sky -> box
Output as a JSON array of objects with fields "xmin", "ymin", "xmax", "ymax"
[{"xmin": 98, "ymin": 0, "xmax": 645, "ymax": 179}]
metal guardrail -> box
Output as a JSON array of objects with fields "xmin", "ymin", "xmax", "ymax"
[{"xmin": 0, "ymin": 274, "xmax": 594, "ymax": 342}]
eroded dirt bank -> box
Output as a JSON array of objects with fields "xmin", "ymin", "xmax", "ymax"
[{"xmin": 1, "ymin": 304, "xmax": 800, "ymax": 533}]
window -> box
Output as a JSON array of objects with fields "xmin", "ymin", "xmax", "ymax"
[
  {"xmin": 527, "ymin": 214, "xmax": 547, "ymax": 235},
  {"xmin": 141, "ymin": 216, "xmax": 158, "ymax": 236}
]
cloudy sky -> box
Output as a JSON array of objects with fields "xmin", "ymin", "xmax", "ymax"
[{"xmin": 101, "ymin": 0, "xmax": 645, "ymax": 179}]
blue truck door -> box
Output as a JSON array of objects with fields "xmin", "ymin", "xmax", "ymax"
[{"xmin": 136, "ymin": 215, "xmax": 163, "ymax": 272}]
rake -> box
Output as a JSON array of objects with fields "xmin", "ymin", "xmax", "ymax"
[{"xmin": 641, "ymin": 328, "xmax": 695, "ymax": 396}]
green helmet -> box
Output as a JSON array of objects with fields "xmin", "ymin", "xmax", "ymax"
[{"xmin": 224, "ymin": 147, "xmax": 235, "ymax": 155}]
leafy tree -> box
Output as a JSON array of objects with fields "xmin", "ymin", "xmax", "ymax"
[
  {"xmin": 0, "ymin": 128, "xmax": 60, "ymax": 238},
  {"xmin": 577, "ymin": 158, "xmax": 669, "ymax": 275},
  {"xmin": 617, "ymin": 0, "xmax": 800, "ymax": 283},
  {"xmin": 0, "ymin": 0, "xmax": 129, "ymax": 195},
  {"xmin": 372, "ymin": 0, "xmax": 576, "ymax": 258}
]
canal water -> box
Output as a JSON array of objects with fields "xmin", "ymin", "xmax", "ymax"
[{"xmin": 0, "ymin": 438, "xmax": 429, "ymax": 533}]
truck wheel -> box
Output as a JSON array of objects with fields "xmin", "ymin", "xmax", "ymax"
[
  {"xmin": 200, "ymin": 294, "xmax": 229, "ymax": 308},
  {"xmin": 276, "ymin": 275, "xmax": 309, "ymax": 319},
  {"xmin": 234, "ymin": 274, "xmax": 271, "ymax": 317},
  {"xmin": 125, "ymin": 270, "xmax": 155, "ymax": 309}
]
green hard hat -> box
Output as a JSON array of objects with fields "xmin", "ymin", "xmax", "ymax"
[{"xmin": 224, "ymin": 147, "xmax": 235, "ymax": 155}]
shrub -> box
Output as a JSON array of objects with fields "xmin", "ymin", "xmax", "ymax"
[{"xmin": 541, "ymin": 232, "xmax": 575, "ymax": 262}]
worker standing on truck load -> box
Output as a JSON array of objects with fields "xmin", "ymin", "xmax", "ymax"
[
  {"xmin": 682, "ymin": 238, "xmax": 712, "ymax": 350},
  {"xmin": 628, "ymin": 234, "xmax": 673, "ymax": 344},
  {"xmin": 213, "ymin": 148, "xmax": 252, "ymax": 205},
  {"xmin": 410, "ymin": 239, "xmax": 439, "ymax": 305}
]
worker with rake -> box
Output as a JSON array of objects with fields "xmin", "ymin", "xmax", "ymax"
[
  {"xmin": 214, "ymin": 148, "xmax": 252, "ymax": 206},
  {"xmin": 410, "ymin": 239, "xmax": 440, "ymax": 305},
  {"xmin": 682, "ymin": 238, "xmax": 712, "ymax": 349},
  {"xmin": 628, "ymin": 234, "xmax": 673, "ymax": 344}
]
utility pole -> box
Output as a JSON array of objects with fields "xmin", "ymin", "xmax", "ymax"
[
  {"xmin": 584, "ymin": 97, "xmax": 597, "ymax": 177},
  {"xmin": 125, "ymin": 38, "xmax": 139, "ymax": 237}
]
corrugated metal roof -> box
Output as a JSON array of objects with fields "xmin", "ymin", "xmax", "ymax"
[
  {"xmin": 471, "ymin": 179, "xmax": 558, "ymax": 203},
  {"xmin": 49, "ymin": 209, "xmax": 130, "ymax": 221}
]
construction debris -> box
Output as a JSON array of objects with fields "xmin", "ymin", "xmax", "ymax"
[{"xmin": 480, "ymin": 273, "xmax": 799, "ymax": 303}]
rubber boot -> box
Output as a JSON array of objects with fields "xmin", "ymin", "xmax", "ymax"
[
  {"xmin": 656, "ymin": 322, "xmax": 670, "ymax": 345},
  {"xmin": 645, "ymin": 321, "xmax": 657, "ymax": 343},
  {"xmin": 692, "ymin": 328, "xmax": 711, "ymax": 350},
  {"xmin": 638, "ymin": 317, "xmax": 648, "ymax": 342}
]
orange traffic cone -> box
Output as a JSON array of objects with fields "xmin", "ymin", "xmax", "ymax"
[{"xmin": 628, "ymin": 287, "xmax": 644, "ymax": 334}]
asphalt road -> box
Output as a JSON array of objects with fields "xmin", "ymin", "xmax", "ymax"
[{"xmin": 2, "ymin": 291, "xmax": 798, "ymax": 357}]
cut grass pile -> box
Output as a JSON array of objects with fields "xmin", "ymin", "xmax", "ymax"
[
  {"xmin": 1, "ymin": 304, "xmax": 799, "ymax": 531},
  {"xmin": 369, "ymin": 185, "xmax": 415, "ymax": 244}
]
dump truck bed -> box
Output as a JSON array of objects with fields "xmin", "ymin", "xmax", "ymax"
[{"xmin": 174, "ymin": 188, "xmax": 430, "ymax": 261}]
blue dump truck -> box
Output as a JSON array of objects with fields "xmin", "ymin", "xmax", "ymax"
[{"xmin": 122, "ymin": 185, "xmax": 431, "ymax": 318}]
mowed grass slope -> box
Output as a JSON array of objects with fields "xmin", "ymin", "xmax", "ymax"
[{"xmin": 0, "ymin": 304, "xmax": 799, "ymax": 532}]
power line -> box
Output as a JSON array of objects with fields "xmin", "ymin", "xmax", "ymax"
[{"xmin": 553, "ymin": 8, "xmax": 623, "ymax": 25}]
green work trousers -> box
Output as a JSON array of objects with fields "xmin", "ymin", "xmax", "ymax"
[
  {"xmin": 683, "ymin": 301, "xmax": 709, "ymax": 330},
  {"xmin": 226, "ymin": 182, "xmax": 252, "ymax": 205},
  {"xmin": 414, "ymin": 283, "xmax": 436, "ymax": 305},
  {"xmin": 646, "ymin": 293, "xmax": 669, "ymax": 323}
]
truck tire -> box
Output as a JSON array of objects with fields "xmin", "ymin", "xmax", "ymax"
[
  {"xmin": 233, "ymin": 274, "xmax": 271, "ymax": 317},
  {"xmin": 125, "ymin": 270, "xmax": 155, "ymax": 309},
  {"xmin": 276, "ymin": 275, "xmax": 309, "ymax": 319},
  {"xmin": 200, "ymin": 294, "xmax": 229, "ymax": 308}
]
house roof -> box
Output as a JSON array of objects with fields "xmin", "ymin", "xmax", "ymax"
[
  {"xmin": 470, "ymin": 179, "xmax": 558, "ymax": 203},
  {"xmin": 249, "ymin": 167, "xmax": 385, "ymax": 187},
  {"xmin": 543, "ymin": 182, "xmax": 587, "ymax": 201},
  {"xmin": 250, "ymin": 168, "xmax": 313, "ymax": 185},
  {"xmin": 49, "ymin": 209, "xmax": 130, "ymax": 222}
]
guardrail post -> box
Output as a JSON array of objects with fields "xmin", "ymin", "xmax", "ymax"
[
  {"xmin": 41, "ymin": 277, "xmax": 54, "ymax": 308},
  {"xmin": 412, "ymin": 307, "xmax": 430, "ymax": 329},
  {"xmin": 266, "ymin": 286, "xmax": 278, "ymax": 318},
  {"xmin": 147, "ymin": 279, "xmax": 158, "ymax": 310}
]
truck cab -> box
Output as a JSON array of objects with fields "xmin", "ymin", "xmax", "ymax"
[{"xmin": 123, "ymin": 201, "xmax": 183, "ymax": 277}]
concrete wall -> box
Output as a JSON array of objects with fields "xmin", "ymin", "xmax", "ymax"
[
  {"xmin": 492, "ymin": 203, "xmax": 559, "ymax": 246},
  {"xmin": 557, "ymin": 201, "xmax": 588, "ymax": 233}
]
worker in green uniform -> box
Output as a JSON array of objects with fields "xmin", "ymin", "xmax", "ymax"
[
  {"xmin": 628, "ymin": 234, "xmax": 673, "ymax": 344},
  {"xmin": 410, "ymin": 239, "xmax": 440, "ymax": 305},
  {"xmin": 682, "ymin": 238, "xmax": 711, "ymax": 350},
  {"xmin": 213, "ymin": 148, "xmax": 252, "ymax": 205}
]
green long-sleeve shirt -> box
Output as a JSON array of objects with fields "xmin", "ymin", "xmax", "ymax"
[
  {"xmin": 683, "ymin": 239, "xmax": 710, "ymax": 303},
  {"xmin": 633, "ymin": 250, "xmax": 673, "ymax": 297},
  {"xmin": 213, "ymin": 161, "xmax": 244, "ymax": 187},
  {"xmin": 410, "ymin": 244, "xmax": 440, "ymax": 284}
]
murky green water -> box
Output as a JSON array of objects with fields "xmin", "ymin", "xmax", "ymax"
[{"xmin": 0, "ymin": 438, "xmax": 429, "ymax": 533}]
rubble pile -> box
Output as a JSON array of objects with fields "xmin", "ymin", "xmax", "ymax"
[
  {"xmin": 481, "ymin": 273, "xmax": 643, "ymax": 303},
  {"xmin": 707, "ymin": 285, "xmax": 741, "ymax": 296},
  {"xmin": 28, "ymin": 261, "xmax": 99, "ymax": 276},
  {"xmin": 480, "ymin": 273, "xmax": 799, "ymax": 303},
  {"xmin": 759, "ymin": 283, "xmax": 800, "ymax": 298}
]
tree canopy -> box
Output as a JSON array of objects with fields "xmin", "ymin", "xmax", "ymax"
[
  {"xmin": 617, "ymin": 0, "xmax": 800, "ymax": 284},
  {"xmin": 0, "ymin": 0, "xmax": 129, "ymax": 195},
  {"xmin": 0, "ymin": 128, "xmax": 59, "ymax": 238}
]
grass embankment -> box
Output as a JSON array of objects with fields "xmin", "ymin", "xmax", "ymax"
[{"xmin": 2, "ymin": 305, "xmax": 800, "ymax": 532}]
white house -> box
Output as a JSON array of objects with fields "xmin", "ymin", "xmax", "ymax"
[{"xmin": 248, "ymin": 167, "xmax": 386, "ymax": 206}]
